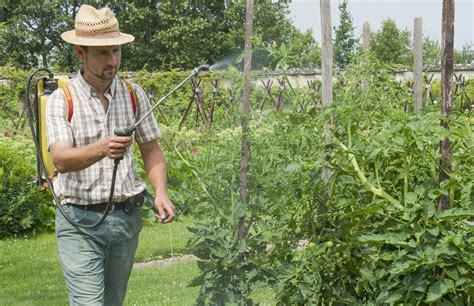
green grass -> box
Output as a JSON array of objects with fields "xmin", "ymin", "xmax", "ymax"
[
  {"xmin": 0, "ymin": 217, "xmax": 200, "ymax": 305},
  {"xmin": 125, "ymin": 261, "xmax": 200, "ymax": 305},
  {"xmin": 136, "ymin": 216, "xmax": 195, "ymax": 261}
]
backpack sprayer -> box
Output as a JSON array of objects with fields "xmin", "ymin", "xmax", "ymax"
[{"xmin": 26, "ymin": 64, "xmax": 210, "ymax": 228}]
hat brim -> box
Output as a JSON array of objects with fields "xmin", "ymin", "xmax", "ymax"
[{"xmin": 61, "ymin": 30, "xmax": 135, "ymax": 46}]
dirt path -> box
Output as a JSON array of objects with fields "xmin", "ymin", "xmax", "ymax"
[{"xmin": 133, "ymin": 254, "xmax": 199, "ymax": 269}]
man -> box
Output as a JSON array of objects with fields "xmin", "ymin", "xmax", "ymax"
[{"xmin": 45, "ymin": 4, "xmax": 175, "ymax": 305}]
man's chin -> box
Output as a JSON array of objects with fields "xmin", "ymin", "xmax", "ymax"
[{"xmin": 101, "ymin": 70, "xmax": 116, "ymax": 80}]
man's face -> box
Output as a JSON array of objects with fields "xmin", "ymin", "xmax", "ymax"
[{"xmin": 78, "ymin": 45, "xmax": 121, "ymax": 82}]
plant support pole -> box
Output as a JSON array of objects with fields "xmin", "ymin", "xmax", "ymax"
[
  {"xmin": 238, "ymin": 0, "xmax": 254, "ymax": 239},
  {"xmin": 438, "ymin": 0, "xmax": 454, "ymax": 212},
  {"xmin": 320, "ymin": 0, "xmax": 333, "ymax": 186},
  {"xmin": 413, "ymin": 17, "xmax": 423, "ymax": 116}
]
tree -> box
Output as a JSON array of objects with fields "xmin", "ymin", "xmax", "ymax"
[
  {"xmin": 0, "ymin": 0, "xmax": 70, "ymax": 69},
  {"xmin": 370, "ymin": 19, "xmax": 411, "ymax": 66},
  {"xmin": 287, "ymin": 29, "xmax": 321, "ymax": 69},
  {"xmin": 262, "ymin": 29, "xmax": 321, "ymax": 70},
  {"xmin": 0, "ymin": 0, "xmax": 297, "ymax": 71},
  {"xmin": 333, "ymin": 0, "xmax": 356, "ymax": 68},
  {"xmin": 454, "ymin": 42, "xmax": 474, "ymax": 64},
  {"xmin": 113, "ymin": 0, "xmax": 296, "ymax": 71},
  {"xmin": 422, "ymin": 37, "xmax": 441, "ymax": 68}
]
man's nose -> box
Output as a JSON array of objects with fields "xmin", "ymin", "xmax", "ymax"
[{"xmin": 108, "ymin": 53, "xmax": 119, "ymax": 66}]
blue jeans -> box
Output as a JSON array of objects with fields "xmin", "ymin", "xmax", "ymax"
[{"xmin": 55, "ymin": 204, "xmax": 142, "ymax": 306}]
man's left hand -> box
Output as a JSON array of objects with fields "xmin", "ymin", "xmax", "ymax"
[{"xmin": 154, "ymin": 194, "xmax": 175, "ymax": 223}]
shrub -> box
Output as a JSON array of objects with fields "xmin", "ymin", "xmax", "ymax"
[{"xmin": 0, "ymin": 135, "xmax": 54, "ymax": 237}]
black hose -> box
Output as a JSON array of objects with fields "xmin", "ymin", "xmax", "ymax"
[{"xmin": 26, "ymin": 69, "xmax": 115, "ymax": 228}]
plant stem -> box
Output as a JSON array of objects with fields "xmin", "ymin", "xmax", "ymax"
[{"xmin": 334, "ymin": 138, "xmax": 403, "ymax": 210}]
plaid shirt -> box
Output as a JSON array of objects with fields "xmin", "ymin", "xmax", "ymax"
[{"xmin": 46, "ymin": 71, "xmax": 161, "ymax": 205}]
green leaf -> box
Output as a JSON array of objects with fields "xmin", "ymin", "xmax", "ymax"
[
  {"xmin": 425, "ymin": 279, "xmax": 455, "ymax": 302},
  {"xmin": 437, "ymin": 208, "xmax": 474, "ymax": 221},
  {"xmin": 358, "ymin": 233, "xmax": 415, "ymax": 247},
  {"xmin": 285, "ymin": 162, "xmax": 301, "ymax": 175},
  {"xmin": 388, "ymin": 260, "xmax": 418, "ymax": 275},
  {"xmin": 404, "ymin": 192, "xmax": 417, "ymax": 204}
]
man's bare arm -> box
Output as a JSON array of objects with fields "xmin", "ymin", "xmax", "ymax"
[
  {"xmin": 50, "ymin": 135, "xmax": 132, "ymax": 173},
  {"xmin": 139, "ymin": 139, "xmax": 175, "ymax": 223}
]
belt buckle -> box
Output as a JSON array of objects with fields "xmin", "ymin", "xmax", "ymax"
[{"xmin": 124, "ymin": 199, "xmax": 133, "ymax": 214}]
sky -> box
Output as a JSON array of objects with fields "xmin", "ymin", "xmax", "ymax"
[{"xmin": 288, "ymin": 0, "xmax": 473, "ymax": 49}]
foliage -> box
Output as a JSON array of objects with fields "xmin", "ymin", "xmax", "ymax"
[
  {"xmin": 0, "ymin": 0, "xmax": 300, "ymax": 71},
  {"xmin": 423, "ymin": 36, "xmax": 441, "ymax": 68},
  {"xmin": 454, "ymin": 42, "xmax": 474, "ymax": 65},
  {"xmin": 258, "ymin": 30, "xmax": 321, "ymax": 70},
  {"xmin": 0, "ymin": 135, "xmax": 54, "ymax": 237},
  {"xmin": 0, "ymin": 0, "xmax": 70, "ymax": 69},
  {"xmin": 0, "ymin": 67, "xmax": 30, "ymax": 131},
  {"xmin": 333, "ymin": 0, "xmax": 357, "ymax": 69},
  {"xmin": 370, "ymin": 19, "xmax": 411, "ymax": 66},
  {"xmin": 164, "ymin": 57, "xmax": 474, "ymax": 303},
  {"xmin": 0, "ymin": 57, "xmax": 473, "ymax": 304}
]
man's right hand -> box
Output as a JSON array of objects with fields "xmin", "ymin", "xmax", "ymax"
[
  {"xmin": 101, "ymin": 135, "xmax": 133, "ymax": 159},
  {"xmin": 51, "ymin": 135, "xmax": 133, "ymax": 173}
]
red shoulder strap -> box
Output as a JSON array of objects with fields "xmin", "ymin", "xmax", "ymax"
[
  {"xmin": 124, "ymin": 80, "xmax": 137, "ymax": 115},
  {"xmin": 61, "ymin": 85, "xmax": 74, "ymax": 122}
]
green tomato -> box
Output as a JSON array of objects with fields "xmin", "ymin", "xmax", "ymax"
[
  {"xmin": 326, "ymin": 241, "xmax": 334, "ymax": 248},
  {"xmin": 308, "ymin": 242, "xmax": 316, "ymax": 249}
]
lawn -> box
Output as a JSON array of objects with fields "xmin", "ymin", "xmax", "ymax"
[{"xmin": 0, "ymin": 216, "xmax": 201, "ymax": 305}]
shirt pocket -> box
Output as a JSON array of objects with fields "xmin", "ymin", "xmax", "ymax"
[{"xmin": 72, "ymin": 116, "xmax": 104, "ymax": 146}]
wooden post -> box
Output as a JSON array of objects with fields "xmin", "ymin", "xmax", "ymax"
[
  {"xmin": 320, "ymin": 0, "xmax": 333, "ymax": 108},
  {"xmin": 320, "ymin": 0, "xmax": 332, "ymax": 187},
  {"xmin": 362, "ymin": 22, "xmax": 370, "ymax": 90},
  {"xmin": 414, "ymin": 17, "xmax": 423, "ymax": 115},
  {"xmin": 362, "ymin": 22, "xmax": 370, "ymax": 53},
  {"xmin": 238, "ymin": 0, "xmax": 253, "ymax": 239},
  {"xmin": 438, "ymin": 0, "xmax": 454, "ymax": 211}
]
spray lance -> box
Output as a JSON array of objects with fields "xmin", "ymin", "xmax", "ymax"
[{"xmin": 27, "ymin": 64, "xmax": 209, "ymax": 228}]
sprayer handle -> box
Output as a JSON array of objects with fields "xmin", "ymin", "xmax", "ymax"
[
  {"xmin": 113, "ymin": 125, "xmax": 136, "ymax": 164},
  {"xmin": 114, "ymin": 125, "xmax": 136, "ymax": 137}
]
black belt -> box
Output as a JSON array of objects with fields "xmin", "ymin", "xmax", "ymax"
[{"xmin": 67, "ymin": 192, "xmax": 145, "ymax": 213}]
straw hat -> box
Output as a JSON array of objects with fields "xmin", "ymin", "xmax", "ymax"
[{"xmin": 61, "ymin": 5, "xmax": 134, "ymax": 46}]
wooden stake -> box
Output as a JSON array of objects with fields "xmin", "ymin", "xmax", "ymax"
[
  {"xmin": 438, "ymin": 0, "xmax": 454, "ymax": 212},
  {"xmin": 362, "ymin": 22, "xmax": 370, "ymax": 53},
  {"xmin": 238, "ymin": 0, "xmax": 253, "ymax": 239},
  {"xmin": 320, "ymin": 0, "xmax": 333, "ymax": 186},
  {"xmin": 414, "ymin": 17, "xmax": 423, "ymax": 115}
]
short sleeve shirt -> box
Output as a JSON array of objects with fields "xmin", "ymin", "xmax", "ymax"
[{"xmin": 46, "ymin": 71, "xmax": 161, "ymax": 205}]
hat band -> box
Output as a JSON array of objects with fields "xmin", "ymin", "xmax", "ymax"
[{"xmin": 75, "ymin": 29, "xmax": 121, "ymax": 39}]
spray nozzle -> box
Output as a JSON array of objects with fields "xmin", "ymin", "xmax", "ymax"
[{"xmin": 192, "ymin": 64, "xmax": 210, "ymax": 76}]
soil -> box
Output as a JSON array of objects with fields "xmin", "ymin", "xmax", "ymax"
[{"xmin": 133, "ymin": 254, "xmax": 199, "ymax": 269}]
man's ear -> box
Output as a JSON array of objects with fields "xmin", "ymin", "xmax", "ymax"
[{"xmin": 75, "ymin": 45, "xmax": 85, "ymax": 61}]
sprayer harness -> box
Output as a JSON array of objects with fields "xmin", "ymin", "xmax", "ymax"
[{"xmin": 61, "ymin": 80, "xmax": 138, "ymax": 122}]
